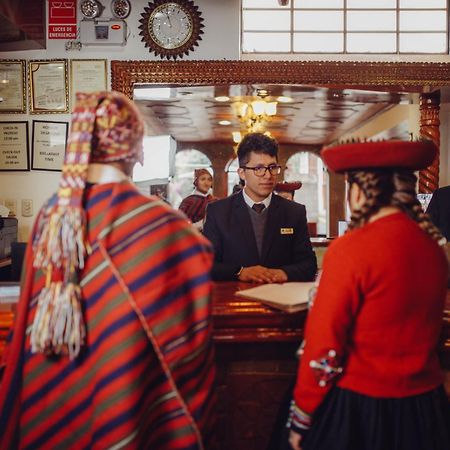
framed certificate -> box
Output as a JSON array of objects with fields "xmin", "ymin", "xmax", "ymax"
[
  {"xmin": 70, "ymin": 59, "xmax": 107, "ymax": 108},
  {"xmin": 29, "ymin": 60, "xmax": 69, "ymax": 114},
  {"xmin": 0, "ymin": 60, "xmax": 26, "ymax": 113},
  {"xmin": 32, "ymin": 120, "xmax": 68, "ymax": 171},
  {"xmin": 0, "ymin": 122, "xmax": 29, "ymax": 171}
]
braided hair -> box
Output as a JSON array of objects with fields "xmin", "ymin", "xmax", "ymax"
[{"xmin": 347, "ymin": 169, "xmax": 444, "ymax": 243}]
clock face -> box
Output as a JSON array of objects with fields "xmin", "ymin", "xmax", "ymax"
[
  {"xmin": 139, "ymin": 0, "xmax": 204, "ymax": 60},
  {"xmin": 149, "ymin": 4, "xmax": 193, "ymax": 49}
]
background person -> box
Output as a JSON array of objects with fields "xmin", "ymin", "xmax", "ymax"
[
  {"xmin": 203, "ymin": 132, "xmax": 317, "ymax": 283},
  {"xmin": 426, "ymin": 184, "xmax": 450, "ymax": 241},
  {"xmin": 179, "ymin": 168, "xmax": 218, "ymax": 231},
  {"xmin": 0, "ymin": 92, "xmax": 215, "ymax": 450},
  {"xmin": 288, "ymin": 140, "xmax": 449, "ymax": 450}
]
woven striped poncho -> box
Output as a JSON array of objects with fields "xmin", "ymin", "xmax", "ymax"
[
  {"xmin": 0, "ymin": 181, "xmax": 215, "ymax": 449},
  {"xmin": 178, "ymin": 195, "xmax": 217, "ymax": 225}
]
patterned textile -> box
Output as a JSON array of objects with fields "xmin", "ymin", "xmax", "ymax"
[
  {"xmin": 31, "ymin": 91, "xmax": 144, "ymax": 359},
  {"xmin": 179, "ymin": 194, "xmax": 217, "ymax": 224},
  {"xmin": 309, "ymin": 349, "xmax": 343, "ymax": 387},
  {"xmin": 287, "ymin": 400, "xmax": 312, "ymax": 434},
  {"xmin": 0, "ymin": 182, "xmax": 215, "ymax": 450}
]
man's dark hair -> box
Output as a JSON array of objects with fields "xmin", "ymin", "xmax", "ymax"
[{"xmin": 237, "ymin": 132, "xmax": 278, "ymax": 167}]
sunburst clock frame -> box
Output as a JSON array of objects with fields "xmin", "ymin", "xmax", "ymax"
[{"xmin": 139, "ymin": 0, "xmax": 204, "ymax": 60}]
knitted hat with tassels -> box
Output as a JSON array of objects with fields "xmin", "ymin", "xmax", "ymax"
[{"xmin": 30, "ymin": 91, "xmax": 144, "ymax": 359}]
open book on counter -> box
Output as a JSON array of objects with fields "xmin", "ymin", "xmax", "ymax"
[{"xmin": 235, "ymin": 281, "xmax": 316, "ymax": 312}]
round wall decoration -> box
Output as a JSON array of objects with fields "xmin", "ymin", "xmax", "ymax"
[{"xmin": 139, "ymin": 0, "xmax": 204, "ymax": 60}]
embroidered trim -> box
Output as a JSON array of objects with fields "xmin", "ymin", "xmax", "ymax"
[
  {"xmin": 309, "ymin": 349, "xmax": 343, "ymax": 387},
  {"xmin": 286, "ymin": 400, "xmax": 312, "ymax": 433}
]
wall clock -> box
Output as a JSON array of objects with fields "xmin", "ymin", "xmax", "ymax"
[{"xmin": 139, "ymin": 0, "xmax": 204, "ymax": 60}]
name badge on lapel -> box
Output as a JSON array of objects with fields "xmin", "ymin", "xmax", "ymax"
[{"xmin": 280, "ymin": 228, "xmax": 294, "ymax": 235}]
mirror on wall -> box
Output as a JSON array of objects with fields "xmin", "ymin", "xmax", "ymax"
[{"xmin": 111, "ymin": 60, "xmax": 448, "ymax": 235}]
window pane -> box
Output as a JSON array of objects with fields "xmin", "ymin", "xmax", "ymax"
[
  {"xmin": 399, "ymin": 33, "xmax": 447, "ymax": 53},
  {"xmin": 347, "ymin": 11, "xmax": 396, "ymax": 31},
  {"xmin": 400, "ymin": 11, "xmax": 446, "ymax": 31},
  {"xmin": 347, "ymin": 33, "xmax": 396, "ymax": 52},
  {"xmin": 400, "ymin": 0, "xmax": 446, "ymax": 8},
  {"xmin": 294, "ymin": 11, "xmax": 343, "ymax": 31},
  {"xmin": 243, "ymin": 11, "xmax": 290, "ymax": 31},
  {"xmin": 242, "ymin": 32, "xmax": 291, "ymax": 52},
  {"xmin": 294, "ymin": 0, "xmax": 343, "ymax": 8},
  {"xmin": 294, "ymin": 32, "xmax": 344, "ymax": 52},
  {"xmin": 243, "ymin": 0, "xmax": 289, "ymax": 8},
  {"xmin": 347, "ymin": 0, "xmax": 395, "ymax": 7}
]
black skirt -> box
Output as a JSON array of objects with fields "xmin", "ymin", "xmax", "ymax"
[{"xmin": 302, "ymin": 385, "xmax": 450, "ymax": 450}]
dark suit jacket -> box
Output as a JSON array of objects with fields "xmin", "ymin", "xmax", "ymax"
[
  {"xmin": 426, "ymin": 185, "xmax": 450, "ymax": 241},
  {"xmin": 203, "ymin": 192, "xmax": 317, "ymax": 281}
]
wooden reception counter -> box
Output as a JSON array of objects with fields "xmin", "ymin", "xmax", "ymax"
[
  {"xmin": 211, "ymin": 283, "xmax": 450, "ymax": 450},
  {"xmin": 1, "ymin": 282, "xmax": 449, "ymax": 450}
]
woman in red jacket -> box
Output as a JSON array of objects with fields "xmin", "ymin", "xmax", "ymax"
[{"xmin": 288, "ymin": 140, "xmax": 449, "ymax": 450}]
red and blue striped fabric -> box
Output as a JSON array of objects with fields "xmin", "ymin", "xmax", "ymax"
[{"xmin": 0, "ymin": 181, "xmax": 215, "ymax": 449}]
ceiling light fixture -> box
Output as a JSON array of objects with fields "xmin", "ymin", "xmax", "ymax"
[
  {"xmin": 231, "ymin": 96, "xmax": 277, "ymax": 143},
  {"xmin": 277, "ymin": 95, "xmax": 293, "ymax": 103},
  {"xmin": 215, "ymin": 95, "xmax": 230, "ymax": 102}
]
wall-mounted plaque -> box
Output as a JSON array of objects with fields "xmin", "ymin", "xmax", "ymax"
[
  {"xmin": 70, "ymin": 59, "xmax": 107, "ymax": 108},
  {"xmin": 32, "ymin": 120, "xmax": 68, "ymax": 171},
  {"xmin": 0, "ymin": 60, "xmax": 26, "ymax": 113},
  {"xmin": 29, "ymin": 59, "xmax": 69, "ymax": 113},
  {"xmin": 0, "ymin": 121, "xmax": 29, "ymax": 171}
]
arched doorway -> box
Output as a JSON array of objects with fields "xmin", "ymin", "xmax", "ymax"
[
  {"xmin": 169, "ymin": 149, "xmax": 213, "ymax": 208},
  {"xmin": 284, "ymin": 151, "xmax": 327, "ymax": 236},
  {"xmin": 225, "ymin": 157, "xmax": 240, "ymax": 196}
]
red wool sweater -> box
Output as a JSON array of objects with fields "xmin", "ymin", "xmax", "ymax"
[{"xmin": 294, "ymin": 212, "xmax": 448, "ymax": 416}]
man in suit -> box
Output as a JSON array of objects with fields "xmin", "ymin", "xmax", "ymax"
[
  {"xmin": 203, "ymin": 132, "xmax": 317, "ymax": 283},
  {"xmin": 426, "ymin": 185, "xmax": 450, "ymax": 241}
]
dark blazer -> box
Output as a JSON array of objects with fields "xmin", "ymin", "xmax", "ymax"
[
  {"xmin": 426, "ymin": 185, "xmax": 450, "ymax": 241},
  {"xmin": 203, "ymin": 192, "xmax": 317, "ymax": 281}
]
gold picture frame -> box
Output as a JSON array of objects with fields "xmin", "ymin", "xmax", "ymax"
[
  {"xmin": 0, "ymin": 60, "xmax": 26, "ymax": 114},
  {"xmin": 70, "ymin": 59, "xmax": 108, "ymax": 109},
  {"xmin": 29, "ymin": 59, "xmax": 69, "ymax": 114}
]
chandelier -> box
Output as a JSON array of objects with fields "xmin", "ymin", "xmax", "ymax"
[{"xmin": 231, "ymin": 98, "xmax": 278, "ymax": 143}]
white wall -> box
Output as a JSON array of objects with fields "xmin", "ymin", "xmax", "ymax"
[
  {"xmin": 0, "ymin": 0, "xmax": 448, "ymax": 240},
  {"xmin": 0, "ymin": 0, "xmax": 239, "ymax": 240}
]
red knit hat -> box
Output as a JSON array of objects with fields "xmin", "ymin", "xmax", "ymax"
[
  {"xmin": 321, "ymin": 140, "xmax": 437, "ymax": 173},
  {"xmin": 275, "ymin": 181, "xmax": 302, "ymax": 193}
]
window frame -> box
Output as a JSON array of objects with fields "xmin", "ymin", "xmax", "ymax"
[{"xmin": 241, "ymin": 0, "xmax": 449, "ymax": 55}]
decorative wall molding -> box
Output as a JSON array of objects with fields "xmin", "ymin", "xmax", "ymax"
[{"xmin": 111, "ymin": 60, "xmax": 450, "ymax": 98}]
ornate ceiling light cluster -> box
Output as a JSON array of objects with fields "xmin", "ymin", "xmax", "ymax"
[{"xmin": 231, "ymin": 97, "xmax": 278, "ymax": 143}]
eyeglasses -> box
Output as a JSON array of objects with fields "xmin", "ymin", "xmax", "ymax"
[{"xmin": 241, "ymin": 164, "xmax": 282, "ymax": 177}]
